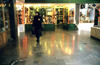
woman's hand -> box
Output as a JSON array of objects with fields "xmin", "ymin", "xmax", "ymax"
[{"xmin": 38, "ymin": 18, "xmax": 40, "ymax": 21}]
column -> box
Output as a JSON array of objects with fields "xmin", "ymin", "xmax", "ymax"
[
  {"xmin": 98, "ymin": 7, "xmax": 100, "ymax": 26},
  {"xmin": 75, "ymin": 4, "xmax": 80, "ymax": 25},
  {"xmin": 94, "ymin": 8, "xmax": 99, "ymax": 25},
  {"xmin": 9, "ymin": 0, "xmax": 18, "ymax": 39}
]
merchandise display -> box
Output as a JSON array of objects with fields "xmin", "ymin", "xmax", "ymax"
[
  {"xmin": 24, "ymin": 4, "xmax": 54, "ymax": 24},
  {"xmin": 16, "ymin": 4, "xmax": 24, "ymax": 24},
  {"xmin": 23, "ymin": 4, "xmax": 75, "ymax": 25},
  {"xmin": 4, "ymin": 4, "xmax": 11, "ymax": 39},
  {"xmin": 55, "ymin": 7, "xmax": 69, "ymax": 24},
  {"xmin": 0, "ymin": 5, "xmax": 4, "ymax": 31},
  {"xmin": 0, "ymin": 1, "xmax": 9, "ymax": 48},
  {"xmin": 64, "ymin": 8, "xmax": 68, "ymax": 23},
  {"xmin": 69, "ymin": 8, "xmax": 74, "ymax": 23}
]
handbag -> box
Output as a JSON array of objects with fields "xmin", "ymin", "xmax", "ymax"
[
  {"xmin": 31, "ymin": 27, "xmax": 35, "ymax": 35},
  {"xmin": 41, "ymin": 24, "xmax": 44, "ymax": 30}
]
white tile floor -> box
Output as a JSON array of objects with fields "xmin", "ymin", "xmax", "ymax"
[{"xmin": 0, "ymin": 23, "xmax": 100, "ymax": 65}]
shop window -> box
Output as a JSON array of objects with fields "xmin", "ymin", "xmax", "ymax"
[{"xmin": 23, "ymin": 4, "xmax": 75, "ymax": 25}]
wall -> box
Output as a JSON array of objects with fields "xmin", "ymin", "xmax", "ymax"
[{"xmin": 9, "ymin": 0, "xmax": 18, "ymax": 39}]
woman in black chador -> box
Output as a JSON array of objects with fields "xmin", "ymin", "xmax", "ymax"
[{"xmin": 32, "ymin": 12, "xmax": 43, "ymax": 43}]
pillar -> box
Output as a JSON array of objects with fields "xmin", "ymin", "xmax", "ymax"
[
  {"xmin": 9, "ymin": 0, "xmax": 18, "ymax": 39},
  {"xmin": 75, "ymin": 4, "xmax": 80, "ymax": 25},
  {"xmin": 94, "ymin": 8, "xmax": 99, "ymax": 25},
  {"xmin": 98, "ymin": 7, "xmax": 100, "ymax": 26}
]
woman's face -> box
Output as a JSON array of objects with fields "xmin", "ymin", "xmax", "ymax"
[{"xmin": 36, "ymin": 13, "xmax": 38, "ymax": 16}]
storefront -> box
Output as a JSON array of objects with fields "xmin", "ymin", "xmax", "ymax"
[
  {"xmin": 0, "ymin": 0, "xmax": 11, "ymax": 49},
  {"xmin": 79, "ymin": 4, "xmax": 100, "ymax": 24},
  {"xmin": 79, "ymin": 4, "xmax": 94, "ymax": 23},
  {"xmin": 16, "ymin": 3, "xmax": 75, "ymax": 31}
]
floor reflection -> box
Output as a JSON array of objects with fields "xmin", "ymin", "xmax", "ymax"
[
  {"xmin": 18, "ymin": 35, "xmax": 28, "ymax": 59},
  {"xmin": 0, "ymin": 25, "xmax": 100, "ymax": 65}
]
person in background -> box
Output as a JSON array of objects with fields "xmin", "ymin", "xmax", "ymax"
[{"xmin": 32, "ymin": 12, "xmax": 43, "ymax": 43}]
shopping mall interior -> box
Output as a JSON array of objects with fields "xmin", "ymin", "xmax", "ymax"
[{"xmin": 0, "ymin": 0, "xmax": 100, "ymax": 65}]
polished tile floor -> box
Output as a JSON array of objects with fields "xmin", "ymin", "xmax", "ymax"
[{"xmin": 0, "ymin": 24, "xmax": 100, "ymax": 65}]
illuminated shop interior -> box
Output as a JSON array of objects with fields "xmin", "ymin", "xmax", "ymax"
[{"xmin": 16, "ymin": 3, "xmax": 75, "ymax": 25}]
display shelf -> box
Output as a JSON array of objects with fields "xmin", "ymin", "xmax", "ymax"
[
  {"xmin": 63, "ymin": 23, "xmax": 78, "ymax": 30},
  {"xmin": 43, "ymin": 24, "xmax": 55, "ymax": 31},
  {"xmin": 0, "ymin": 1, "xmax": 11, "ymax": 49},
  {"xmin": 16, "ymin": 4, "xmax": 25, "ymax": 25},
  {"xmin": 25, "ymin": 24, "xmax": 55, "ymax": 32},
  {"xmin": 0, "ymin": 30, "xmax": 8, "ymax": 49},
  {"xmin": 55, "ymin": 8, "xmax": 68, "ymax": 24},
  {"xmin": 0, "ymin": 4, "xmax": 6, "ymax": 31}
]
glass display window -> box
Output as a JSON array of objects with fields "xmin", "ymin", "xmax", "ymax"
[
  {"xmin": 24, "ymin": 4, "xmax": 75, "ymax": 24},
  {"xmin": 24, "ymin": 4, "xmax": 55, "ymax": 24}
]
